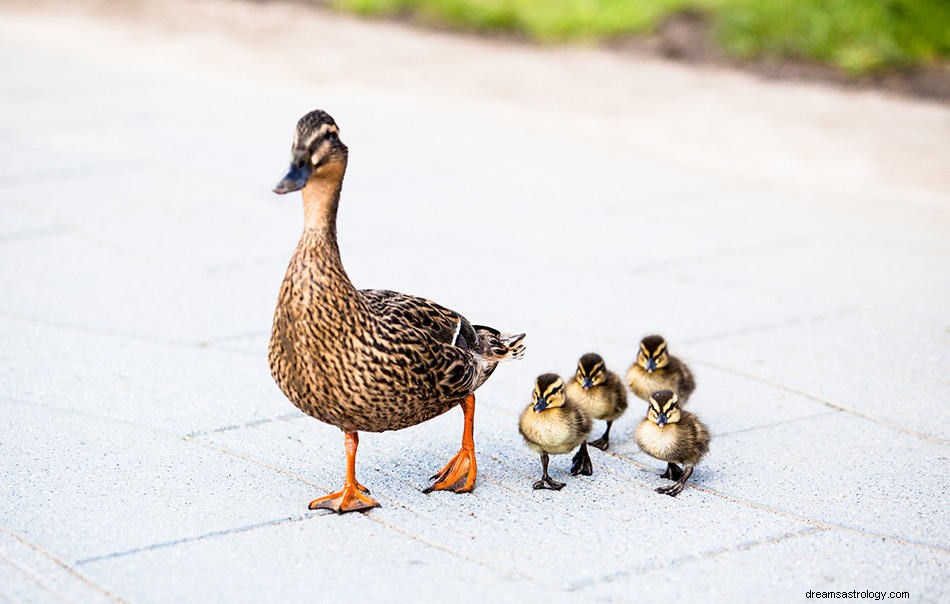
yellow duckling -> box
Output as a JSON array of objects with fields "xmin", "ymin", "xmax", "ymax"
[
  {"xmin": 627, "ymin": 335, "xmax": 696, "ymax": 404},
  {"xmin": 635, "ymin": 390, "xmax": 710, "ymax": 496},
  {"xmin": 564, "ymin": 352, "xmax": 628, "ymax": 450},
  {"xmin": 518, "ymin": 373, "xmax": 593, "ymax": 490}
]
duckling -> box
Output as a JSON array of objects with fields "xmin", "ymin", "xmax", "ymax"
[
  {"xmin": 626, "ymin": 335, "xmax": 696, "ymax": 404},
  {"xmin": 564, "ymin": 352, "xmax": 627, "ymax": 451},
  {"xmin": 269, "ymin": 110, "xmax": 526, "ymax": 513},
  {"xmin": 518, "ymin": 373, "xmax": 593, "ymax": 490},
  {"xmin": 635, "ymin": 390, "xmax": 710, "ymax": 496}
]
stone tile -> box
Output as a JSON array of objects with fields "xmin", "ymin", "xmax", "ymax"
[
  {"xmin": 687, "ymin": 309, "xmax": 950, "ymax": 440},
  {"xmin": 0, "ymin": 403, "xmax": 316, "ymax": 564},
  {"xmin": 699, "ymin": 413, "xmax": 949, "ymax": 547},
  {"xmin": 0, "ymin": 530, "xmax": 118, "ymax": 604},
  {"xmin": 580, "ymin": 529, "xmax": 948, "ymax": 603},
  {"xmin": 0, "ymin": 317, "xmax": 284, "ymax": 435}
]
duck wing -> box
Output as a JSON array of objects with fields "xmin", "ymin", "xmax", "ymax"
[{"xmin": 359, "ymin": 289, "xmax": 477, "ymax": 349}]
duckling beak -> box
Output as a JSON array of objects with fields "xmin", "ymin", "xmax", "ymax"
[
  {"xmin": 581, "ymin": 377, "xmax": 593, "ymax": 390},
  {"xmin": 533, "ymin": 398, "xmax": 548, "ymax": 413},
  {"xmin": 273, "ymin": 162, "xmax": 312, "ymax": 194},
  {"xmin": 656, "ymin": 412, "xmax": 668, "ymax": 427},
  {"xmin": 645, "ymin": 358, "xmax": 657, "ymax": 372}
]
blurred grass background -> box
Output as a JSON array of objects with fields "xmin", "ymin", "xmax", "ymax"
[{"xmin": 330, "ymin": 0, "xmax": 950, "ymax": 75}]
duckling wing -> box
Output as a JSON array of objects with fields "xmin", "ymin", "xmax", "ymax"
[{"xmin": 359, "ymin": 289, "xmax": 477, "ymax": 349}]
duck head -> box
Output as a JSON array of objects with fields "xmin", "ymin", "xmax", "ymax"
[{"xmin": 274, "ymin": 109, "xmax": 348, "ymax": 194}]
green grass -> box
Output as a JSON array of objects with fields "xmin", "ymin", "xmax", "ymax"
[{"xmin": 330, "ymin": 0, "xmax": 950, "ymax": 75}]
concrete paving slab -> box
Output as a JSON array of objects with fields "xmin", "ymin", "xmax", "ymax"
[
  {"xmin": 700, "ymin": 412, "xmax": 948, "ymax": 546},
  {"xmin": 0, "ymin": 528, "xmax": 120, "ymax": 604},
  {"xmin": 579, "ymin": 529, "xmax": 948, "ymax": 603},
  {"xmin": 0, "ymin": 318, "xmax": 284, "ymax": 434},
  {"xmin": 687, "ymin": 308, "xmax": 950, "ymax": 440}
]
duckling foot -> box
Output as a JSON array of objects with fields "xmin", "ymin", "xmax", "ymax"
[
  {"xmin": 570, "ymin": 442, "xmax": 593, "ymax": 476},
  {"xmin": 657, "ymin": 465, "xmax": 693, "ymax": 497},
  {"xmin": 309, "ymin": 485, "xmax": 379, "ymax": 513},
  {"xmin": 660, "ymin": 462, "xmax": 683, "ymax": 481},
  {"xmin": 423, "ymin": 393, "xmax": 477, "ymax": 494},
  {"xmin": 532, "ymin": 477, "xmax": 565, "ymax": 490},
  {"xmin": 588, "ymin": 422, "xmax": 612, "ymax": 451}
]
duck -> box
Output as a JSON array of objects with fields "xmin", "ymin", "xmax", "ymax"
[
  {"xmin": 268, "ymin": 110, "xmax": 526, "ymax": 513},
  {"xmin": 518, "ymin": 373, "xmax": 593, "ymax": 490},
  {"xmin": 635, "ymin": 390, "xmax": 710, "ymax": 496},
  {"xmin": 626, "ymin": 335, "xmax": 696, "ymax": 404},
  {"xmin": 564, "ymin": 352, "xmax": 627, "ymax": 450}
]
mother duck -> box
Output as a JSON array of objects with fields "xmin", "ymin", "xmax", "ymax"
[{"xmin": 269, "ymin": 110, "xmax": 525, "ymax": 513}]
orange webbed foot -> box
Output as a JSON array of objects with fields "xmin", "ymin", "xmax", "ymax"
[
  {"xmin": 423, "ymin": 446, "xmax": 477, "ymax": 494},
  {"xmin": 309, "ymin": 484, "xmax": 379, "ymax": 513}
]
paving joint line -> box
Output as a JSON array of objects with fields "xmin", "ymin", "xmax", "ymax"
[
  {"xmin": 602, "ymin": 450, "xmax": 948, "ymax": 553},
  {"xmin": 0, "ymin": 224, "xmax": 68, "ymax": 244},
  {"xmin": 0, "ymin": 550, "xmax": 70, "ymax": 603},
  {"xmin": 0, "ymin": 528, "xmax": 128, "ymax": 602},
  {"xmin": 567, "ymin": 525, "xmax": 829, "ymax": 591},
  {"xmin": 182, "ymin": 413, "xmax": 303, "ymax": 440},
  {"xmin": 688, "ymin": 358, "xmax": 948, "ymax": 445},
  {"xmin": 0, "ymin": 311, "xmax": 272, "ymax": 357},
  {"xmin": 74, "ymin": 515, "xmax": 314, "ymax": 566}
]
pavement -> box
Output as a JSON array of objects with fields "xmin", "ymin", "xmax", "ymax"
[{"xmin": 1, "ymin": 0, "xmax": 948, "ymax": 602}]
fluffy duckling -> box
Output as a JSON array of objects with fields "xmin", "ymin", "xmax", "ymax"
[
  {"xmin": 519, "ymin": 373, "xmax": 593, "ymax": 490},
  {"xmin": 635, "ymin": 390, "xmax": 710, "ymax": 496},
  {"xmin": 565, "ymin": 353, "xmax": 628, "ymax": 451},
  {"xmin": 627, "ymin": 335, "xmax": 696, "ymax": 404}
]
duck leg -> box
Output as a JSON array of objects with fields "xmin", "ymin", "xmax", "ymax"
[
  {"xmin": 588, "ymin": 421, "xmax": 613, "ymax": 450},
  {"xmin": 532, "ymin": 453, "xmax": 565, "ymax": 490},
  {"xmin": 660, "ymin": 462, "xmax": 683, "ymax": 481},
  {"xmin": 424, "ymin": 393, "xmax": 477, "ymax": 494},
  {"xmin": 657, "ymin": 464, "xmax": 693, "ymax": 497},
  {"xmin": 570, "ymin": 442, "xmax": 593, "ymax": 476},
  {"xmin": 309, "ymin": 431, "xmax": 380, "ymax": 513}
]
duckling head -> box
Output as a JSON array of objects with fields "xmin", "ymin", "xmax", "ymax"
[
  {"xmin": 532, "ymin": 373, "xmax": 566, "ymax": 413},
  {"xmin": 575, "ymin": 352, "xmax": 606, "ymax": 390},
  {"xmin": 637, "ymin": 335, "xmax": 669, "ymax": 373},
  {"xmin": 647, "ymin": 390, "xmax": 680, "ymax": 426},
  {"xmin": 274, "ymin": 110, "xmax": 349, "ymax": 194}
]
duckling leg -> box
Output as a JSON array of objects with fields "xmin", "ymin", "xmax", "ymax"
[
  {"xmin": 657, "ymin": 465, "xmax": 693, "ymax": 497},
  {"xmin": 660, "ymin": 462, "xmax": 683, "ymax": 481},
  {"xmin": 424, "ymin": 393, "xmax": 477, "ymax": 494},
  {"xmin": 309, "ymin": 432, "xmax": 380, "ymax": 513},
  {"xmin": 533, "ymin": 453, "xmax": 565, "ymax": 490},
  {"xmin": 588, "ymin": 421, "xmax": 613, "ymax": 451},
  {"xmin": 570, "ymin": 442, "xmax": 593, "ymax": 476}
]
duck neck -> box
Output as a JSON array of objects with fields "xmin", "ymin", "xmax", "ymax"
[{"xmin": 301, "ymin": 161, "xmax": 346, "ymax": 235}]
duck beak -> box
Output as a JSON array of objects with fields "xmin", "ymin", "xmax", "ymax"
[
  {"xmin": 581, "ymin": 377, "xmax": 593, "ymax": 390},
  {"xmin": 656, "ymin": 413, "xmax": 667, "ymax": 427},
  {"xmin": 533, "ymin": 398, "xmax": 548, "ymax": 413},
  {"xmin": 645, "ymin": 358, "xmax": 657, "ymax": 372},
  {"xmin": 273, "ymin": 162, "xmax": 312, "ymax": 194}
]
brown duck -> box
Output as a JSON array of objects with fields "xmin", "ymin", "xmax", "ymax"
[{"xmin": 268, "ymin": 110, "xmax": 525, "ymax": 513}]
